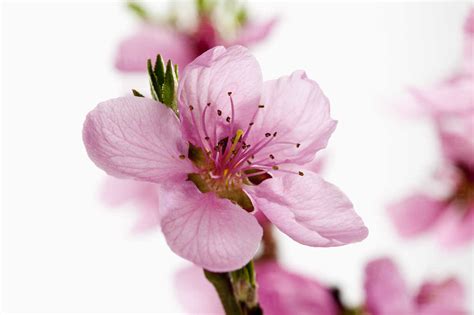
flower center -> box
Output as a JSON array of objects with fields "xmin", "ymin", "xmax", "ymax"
[{"xmin": 183, "ymin": 91, "xmax": 305, "ymax": 211}]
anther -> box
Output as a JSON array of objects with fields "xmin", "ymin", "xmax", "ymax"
[
  {"xmin": 179, "ymin": 154, "xmax": 186, "ymax": 160},
  {"xmin": 269, "ymin": 154, "xmax": 275, "ymax": 159},
  {"xmin": 265, "ymin": 133, "xmax": 271, "ymax": 137},
  {"xmin": 207, "ymin": 102, "xmax": 211, "ymax": 106},
  {"xmin": 298, "ymin": 171, "xmax": 304, "ymax": 176},
  {"xmin": 217, "ymin": 110, "xmax": 222, "ymax": 116},
  {"xmin": 246, "ymin": 160, "xmax": 252, "ymax": 165},
  {"xmin": 226, "ymin": 116, "xmax": 231, "ymax": 123},
  {"xmin": 205, "ymin": 136, "xmax": 210, "ymax": 141},
  {"xmin": 258, "ymin": 105, "xmax": 265, "ymax": 108},
  {"xmin": 273, "ymin": 132, "xmax": 277, "ymax": 137},
  {"xmin": 296, "ymin": 143, "xmax": 301, "ymax": 148},
  {"xmin": 272, "ymin": 165, "xmax": 279, "ymax": 170},
  {"xmin": 249, "ymin": 122, "xmax": 254, "ymax": 126},
  {"xmin": 189, "ymin": 105, "xmax": 194, "ymax": 111},
  {"xmin": 228, "ymin": 91, "xmax": 232, "ymax": 96}
]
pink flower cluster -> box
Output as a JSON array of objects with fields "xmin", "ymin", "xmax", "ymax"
[
  {"xmin": 115, "ymin": 5, "xmax": 276, "ymax": 73},
  {"xmin": 388, "ymin": 8, "xmax": 474, "ymax": 247},
  {"xmin": 176, "ymin": 258, "xmax": 466, "ymax": 315}
]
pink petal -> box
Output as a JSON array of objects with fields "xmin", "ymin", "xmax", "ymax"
[
  {"xmin": 408, "ymin": 75, "xmax": 473, "ymax": 117},
  {"xmin": 229, "ymin": 17, "xmax": 278, "ymax": 47},
  {"xmin": 364, "ymin": 258, "xmax": 415, "ymax": 315},
  {"xmin": 159, "ymin": 183, "xmax": 263, "ymax": 272},
  {"xmin": 99, "ymin": 176, "xmax": 160, "ymax": 232},
  {"xmin": 115, "ymin": 25, "xmax": 195, "ymax": 72},
  {"xmin": 387, "ymin": 193, "xmax": 446, "ymax": 238},
  {"xmin": 246, "ymin": 71, "xmax": 337, "ymax": 166},
  {"xmin": 416, "ymin": 278, "xmax": 467, "ymax": 315},
  {"xmin": 174, "ymin": 265, "xmax": 224, "ymax": 315},
  {"xmin": 83, "ymin": 96, "xmax": 192, "ymax": 184},
  {"xmin": 436, "ymin": 203, "xmax": 474, "ymax": 248},
  {"xmin": 178, "ymin": 45, "xmax": 263, "ymax": 147},
  {"xmin": 246, "ymin": 171, "xmax": 368, "ymax": 247},
  {"xmin": 257, "ymin": 262, "xmax": 339, "ymax": 315},
  {"xmin": 437, "ymin": 112, "xmax": 474, "ymax": 169},
  {"xmin": 174, "ymin": 262, "xmax": 338, "ymax": 315}
]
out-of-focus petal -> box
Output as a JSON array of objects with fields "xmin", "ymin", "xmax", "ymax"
[
  {"xmin": 387, "ymin": 193, "xmax": 446, "ymax": 238},
  {"xmin": 115, "ymin": 25, "xmax": 195, "ymax": 72},
  {"xmin": 436, "ymin": 203, "xmax": 474, "ymax": 248},
  {"xmin": 257, "ymin": 262, "xmax": 339, "ymax": 315},
  {"xmin": 159, "ymin": 183, "xmax": 262, "ymax": 272},
  {"xmin": 364, "ymin": 258, "xmax": 414, "ymax": 315},
  {"xmin": 83, "ymin": 96, "xmax": 193, "ymax": 184},
  {"xmin": 246, "ymin": 171, "xmax": 368, "ymax": 247},
  {"xmin": 174, "ymin": 265, "xmax": 224, "ymax": 315},
  {"xmin": 416, "ymin": 278, "xmax": 467, "ymax": 315},
  {"xmin": 99, "ymin": 176, "xmax": 160, "ymax": 232},
  {"xmin": 229, "ymin": 17, "xmax": 278, "ymax": 47}
]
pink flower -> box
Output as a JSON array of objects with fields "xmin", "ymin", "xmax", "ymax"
[
  {"xmin": 364, "ymin": 258, "xmax": 467, "ymax": 315},
  {"xmin": 175, "ymin": 262, "xmax": 339, "ymax": 315},
  {"xmin": 389, "ymin": 8, "xmax": 474, "ymax": 247},
  {"xmin": 83, "ymin": 46, "xmax": 368, "ymax": 271},
  {"xmin": 115, "ymin": 15, "xmax": 277, "ymax": 72}
]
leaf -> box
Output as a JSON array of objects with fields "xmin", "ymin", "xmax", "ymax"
[{"xmin": 126, "ymin": 1, "xmax": 149, "ymax": 21}]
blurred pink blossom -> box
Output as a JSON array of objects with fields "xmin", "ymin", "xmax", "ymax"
[
  {"xmin": 115, "ymin": 6, "xmax": 277, "ymax": 72},
  {"xmin": 83, "ymin": 46, "xmax": 368, "ymax": 271},
  {"xmin": 175, "ymin": 262, "xmax": 339, "ymax": 315},
  {"xmin": 389, "ymin": 8, "xmax": 474, "ymax": 247},
  {"xmin": 99, "ymin": 177, "xmax": 160, "ymax": 232},
  {"xmin": 364, "ymin": 258, "xmax": 466, "ymax": 315}
]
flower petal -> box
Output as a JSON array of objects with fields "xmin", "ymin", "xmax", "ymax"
[
  {"xmin": 83, "ymin": 96, "xmax": 192, "ymax": 183},
  {"xmin": 246, "ymin": 71, "xmax": 337, "ymax": 166},
  {"xmin": 178, "ymin": 45, "xmax": 263, "ymax": 148},
  {"xmin": 246, "ymin": 171, "xmax": 368, "ymax": 247},
  {"xmin": 174, "ymin": 265, "xmax": 224, "ymax": 315},
  {"xmin": 257, "ymin": 262, "xmax": 339, "ymax": 315},
  {"xmin": 416, "ymin": 278, "xmax": 466, "ymax": 315},
  {"xmin": 436, "ymin": 203, "xmax": 474, "ymax": 248},
  {"xmin": 159, "ymin": 183, "xmax": 263, "ymax": 272},
  {"xmin": 364, "ymin": 258, "xmax": 414, "ymax": 315},
  {"xmin": 99, "ymin": 176, "xmax": 160, "ymax": 232},
  {"xmin": 229, "ymin": 17, "xmax": 278, "ymax": 47},
  {"xmin": 387, "ymin": 193, "xmax": 446, "ymax": 238},
  {"xmin": 115, "ymin": 25, "xmax": 195, "ymax": 72}
]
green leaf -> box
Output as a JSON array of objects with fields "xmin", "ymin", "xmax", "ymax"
[
  {"xmin": 126, "ymin": 1, "xmax": 149, "ymax": 21},
  {"xmin": 132, "ymin": 89, "xmax": 144, "ymax": 97}
]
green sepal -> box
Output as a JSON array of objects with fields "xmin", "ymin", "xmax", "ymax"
[
  {"xmin": 154, "ymin": 54, "xmax": 166, "ymax": 87},
  {"xmin": 162, "ymin": 60, "xmax": 178, "ymax": 111},
  {"xmin": 217, "ymin": 189, "xmax": 254, "ymax": 212},
  {"xmin": 132, "ymin": 89, "xmax": 145, "ymax": 97},
  {"xmin": 187, "ymin": 173, "xmax": 211, "ymax": 193},
  {"xmin": 147, "ymin": 58, "xmax": 161, "ymax": 101}
]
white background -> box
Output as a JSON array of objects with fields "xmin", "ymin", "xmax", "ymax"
[{"xmin": 2, "ymin": 1, "xmax": 473, "ymax": 313}]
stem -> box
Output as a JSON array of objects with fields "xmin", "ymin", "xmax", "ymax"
[
  {"xmin": 204, "ymin": 261, "xmax": 263, "ymax": 315},
  {"xmin": 204, "ymin": 270, "xmax": 242, "ymax": 315}
]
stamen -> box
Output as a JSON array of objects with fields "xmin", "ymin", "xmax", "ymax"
[
  {"xmin": 296, "ymin": 143, "xmax": 301, "ymax": 148},
  {"xmin": 189, "ymin": 105, "xmax": 194, "ymax": 111},
  {"xmin": 179, "ymin": 154, "xmax": 186, "ymax": 160},
  {"xmin": 269, "ymin": 154, "xmax": 275, "ymax": 159},
  {"xmin": 258, "ymin": 105, "xmax": 265, "ymax": 108},
  {"xmin": 265, "ymin": 133, "xmax": 271, "ymax": 137},
  {"xmin": 298, "ymin": 171, "xmax": 304, "ymax": 176},
  {"xmin": 217, "ymin": 109, "xmax": 222, "ymax": 116},
  {"xmin": 272, "ymin": 165, "xmax": 279, "ymax": 170}
]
